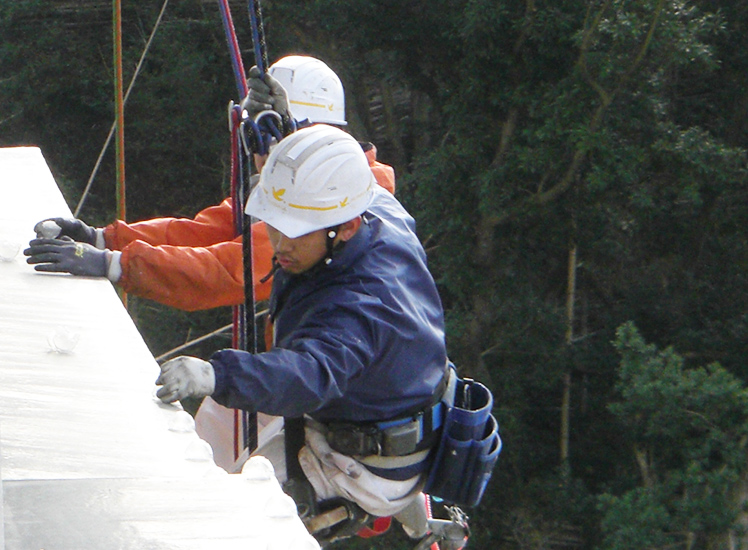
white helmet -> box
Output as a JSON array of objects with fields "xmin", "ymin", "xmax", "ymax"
[
  {"xmin": 269, "ymin": 55, "xmax": 347, "ymax": 126},
  {"xmin": 245, "ymin": 125, "xmax": 375, "ymax": 238}
]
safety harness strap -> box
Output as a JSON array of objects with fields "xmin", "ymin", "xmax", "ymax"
[{"xmin": 284, "ymin": 416, "xmax": 306, "ymax": 480}]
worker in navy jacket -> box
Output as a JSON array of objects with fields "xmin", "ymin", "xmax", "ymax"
[{"xmin": 155, "ymin": 124, "xmax": 447, "ymax": 539}]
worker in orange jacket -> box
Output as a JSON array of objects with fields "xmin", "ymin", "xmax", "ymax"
[
  {"xmin": 24, "ymin": 56, "xmax": 395, "ymax": 312},
  {"xmin": 361, "ymin": 141, "xmax": 395, "ymax": 195},
  {"xmin": 101, "ymin": 202, "xmax": 274, "ymax": 309}
]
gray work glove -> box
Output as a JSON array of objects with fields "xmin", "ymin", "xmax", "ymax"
[
  {"xmin": 24, "ymin": 237, "xmax": 111, "ymax": 277},
  {"xmin": 33, "ymin": 217, "xmax": 98, "ymax": 245},
  {"xmin": 156, "ymin": 356, "xmax": 216, "ymax": 404},
  {"xmin": 242, "ymin": 65, "xmax": 290, "ymax": 119}
]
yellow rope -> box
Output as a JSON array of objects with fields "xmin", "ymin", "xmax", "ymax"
[
  {"xmin": 113, "ymin": 0, "xmax": 126, "ymax": 307},
  {"xmin": 75, "ymin": 0, "xmax": 170, "ymax": 217},
  {"xmin": 113, "ymin": 0, "xmax": 125, "ymax": 224}
]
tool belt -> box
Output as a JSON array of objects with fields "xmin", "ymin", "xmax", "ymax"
[
  {"xmin": 317, "ymin": 401, "xmax": 444, "ymax": 457},
  {"xmin": 424, "ymin": 373, "xmax": 502, "ymax": 508},
  {"xmin": 311, "ymin": 370, "xmax": 449, "ymax": 457}
]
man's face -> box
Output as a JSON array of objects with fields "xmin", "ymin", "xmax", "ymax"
[{"xmin": 265, "ymin": 224, "xmax": 328, "ymax": 275}]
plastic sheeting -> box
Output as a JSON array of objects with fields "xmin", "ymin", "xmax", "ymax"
[{"xmin": 0, "ymin": 147, "xmax": 317, "ymax": 549}]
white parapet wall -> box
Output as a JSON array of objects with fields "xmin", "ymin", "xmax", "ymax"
[{"xmin": 0, "ymin": 147, "xmax": 317, "ymax": 550}]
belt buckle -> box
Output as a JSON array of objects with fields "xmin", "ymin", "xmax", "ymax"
[
  {"xmin": 382, "ymin": 418, "xmax": 421, "ymax": 456},
  {"xmin": 329, "ymin": 424, "xmax": 381, "ymax": 456}
]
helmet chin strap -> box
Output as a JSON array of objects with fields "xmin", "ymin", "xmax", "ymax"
[
  {"xmin": 324, "ymin": 214, "xmax": 367, "ymax": 267},
  {"xmin": 260, "ymin": 257, "xmax": 280, "ymax": 283},
  {"xmin": 263, "ymin": 220, "xmax": 356, "ymax": 281},
  {"xmin": 266, "ymin": 224, "xmax": 342, "ymax": 281},
  {"xmin": 324, "ymin": 225, "xmax": 341, "ymax": 265}
]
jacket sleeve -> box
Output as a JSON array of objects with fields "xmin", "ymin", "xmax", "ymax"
[
  {"xmin": 209, "ymin": 297, "xmax": 375, "ymax": 417},
  {"xmin": 104, "ymin": 198, "xmax": 237, "ymax": 250},
  {"xmin": 117, "ymin": 223, "xmax": 274, "ymax": 311}
]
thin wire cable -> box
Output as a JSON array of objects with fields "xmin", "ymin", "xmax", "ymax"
[
  {"xmin": 154, "ymin": 307, "xmax": 268, "ymax": 362},
  {"xmin": 75, "ymin": 0, "xmax": 170, "ymax": 217},
  {"xmin": 155, "ymin": 324, "xmax": 232, "ymax": 362}
]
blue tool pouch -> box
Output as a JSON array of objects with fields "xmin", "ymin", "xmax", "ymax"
[{"xmin": 424, "ymin": 371, "xmax": 502, "ymax": 508}]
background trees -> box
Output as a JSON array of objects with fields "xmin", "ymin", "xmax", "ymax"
[{"xmin": 2, "ymin": 1, "xmax": 748, "ymax": 548}]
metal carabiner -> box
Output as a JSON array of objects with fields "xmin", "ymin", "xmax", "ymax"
[
  {"xmin": 239, "ymin": 117, "xmax": 262, "ymax": 157},
  {"xmin": 255, "ymin": 109, "xmax": 284, "ymax": 142}
]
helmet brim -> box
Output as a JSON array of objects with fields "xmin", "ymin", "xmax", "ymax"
[{"xmin": 246, "ymin": 174, "xmax": 375, "ymax": 239}]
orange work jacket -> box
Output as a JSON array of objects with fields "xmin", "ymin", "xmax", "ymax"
[
  {"xmin": 104, "ymin": 198, "xmax": 273, "ymax": 311},
  {"xmin": 365, "ymin": 147, "xmax": 396, "ymax": 195}
]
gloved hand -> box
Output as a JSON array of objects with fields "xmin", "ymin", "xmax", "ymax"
[
  {"xmin": 156, "ymin": 356, "xmax": 216, "ymax": 404},
  {"xmin": 242, "ymin": 65, "xmax": 290, "ymax": 120},
  {"xmin": 24, "ymin": 237, "xmax": 110, "ymax": 277},
  {"xmin": 33, "ymin": 217, "xmax": 98, "ymax": 245}
]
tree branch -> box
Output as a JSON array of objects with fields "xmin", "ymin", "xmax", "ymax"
[{"xmin": 486, "ymin": 0, "xmax": 667, "ymax": 228}]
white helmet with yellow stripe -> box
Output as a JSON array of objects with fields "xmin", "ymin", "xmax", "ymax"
[
  {"xmin": 245, "ymin": 125, "xmax": 375, "ymax": 238},
  {"xmin": 268, "ymin": 55, "xmax": 347, "ymax": 126}
]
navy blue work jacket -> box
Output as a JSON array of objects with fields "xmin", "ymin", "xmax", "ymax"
[{"xmin": 210, "ymin": 187, "xmax": 447, "ymax": 423}]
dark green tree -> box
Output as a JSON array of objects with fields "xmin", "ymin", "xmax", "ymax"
[{"xmin": 600, "ymin": 322, "xmax": 748, "ymax": 549}]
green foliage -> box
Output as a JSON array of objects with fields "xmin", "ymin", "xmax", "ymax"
[
  {"xmin": 599, "ymin": 322, "xmax": 748, "ymax": 549},
  {"xmin": 598, "ymin": 489, "xmax": 673, "ymax": 550}
]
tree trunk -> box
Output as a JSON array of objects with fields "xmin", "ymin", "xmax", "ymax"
[{"xmin": 561, "ymin": 245, "xmax": 577, "ymax": 468}]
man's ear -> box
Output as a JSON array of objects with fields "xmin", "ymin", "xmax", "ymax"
[{"xmin": 338, "ymin": 216, "xmax": 362, "ymax": 242}]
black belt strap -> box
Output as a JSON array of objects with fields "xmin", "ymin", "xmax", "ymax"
[
  {"xmin": 284, "ymin": 416, "xmax": 306, "ymax": 480},
  {"xmin": 282, "ymin": 416, "xmax": 317, "ymax": 519}
]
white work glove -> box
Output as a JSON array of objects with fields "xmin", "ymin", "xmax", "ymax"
[
  {"xmin": 33, "ymin": 217, "xmax": 100, "ymax": 246},
  {"xmin": 155, "ymin": 356, "xmax": 215, "ymax": 404},
  {"xmin": 242, "ymin": 65, "xmax": 290, "ymax": 119}
]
